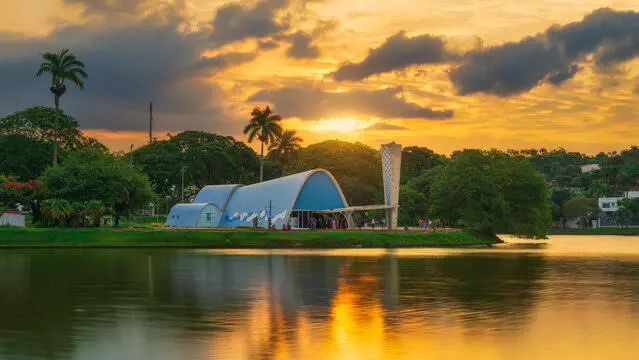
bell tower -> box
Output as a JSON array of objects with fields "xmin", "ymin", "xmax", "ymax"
[{"xmin": 380, "ymin": 142, "xmax": 402, "ymax": 229}]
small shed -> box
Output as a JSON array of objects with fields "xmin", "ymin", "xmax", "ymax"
[{"xmin": 0, "ymin": 210, "xmax": 25, "ymax": 227}]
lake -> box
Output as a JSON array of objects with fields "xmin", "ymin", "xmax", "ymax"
[{"xmin": 0, "ymin": 235, "xmax": 638, "ymax": 359}]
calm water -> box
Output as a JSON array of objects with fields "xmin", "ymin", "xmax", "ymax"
[{"xmin": 0, "ymin": 236, "xmax": 638, "ymax": 360}]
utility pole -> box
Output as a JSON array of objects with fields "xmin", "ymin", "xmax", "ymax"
[
  {"xmin": 181, "ymin": 167, "xmax": 186, "ymax": 202},
  {"xmin": 128, "ymin": 144, "xmax": 133, "ymax": 226},
  {"xmin": 149, "ymin": 102, "xmax": 153, "ymax": 143},
  {"xmin": 129, "ymin": 144, "xmax": 134, "ymax": 170}
]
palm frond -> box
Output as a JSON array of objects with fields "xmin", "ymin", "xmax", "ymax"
[
  {"xmin": 64, "ymin": 67, "xmax": 88, "ymax": 78},
  {"xmin": 41, "ymin": 52, "xmax": 59, "ymax": 64},
  {"xmin": 65, "ymin": 73, "xmax": 85, "ymax": 89},
  {"xmin": 36, "ymin": 64, "xmax": 53, "ymax": 77},
  {"xmin": 247, "ymin": 128, "xmax": 260, "ymax": 143}
]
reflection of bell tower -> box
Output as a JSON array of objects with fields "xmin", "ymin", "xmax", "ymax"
[{"xmin": 381, "ymin": 142, "xmax": 402, "ymax": 229}]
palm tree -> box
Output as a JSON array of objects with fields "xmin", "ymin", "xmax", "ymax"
[
  {"xmin": 36, "ymin": 49, "xmax": 88, "ymax": 165},
  {"xmin": 86, "ymin": 200, "xmax": 106, "ymax": 227},
  {"xmin": 269, "ymin": 129, "xmax": 302, "ymax": 177},
  {"xmin": 41, "ymin": 198, "xmax": 73, "ymax": 226},
  {"xmin": 243, "ymin": 106, "xmax": 282, "ymax": 182}
]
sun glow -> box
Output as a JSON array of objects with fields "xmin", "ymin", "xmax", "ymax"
[{"xmin": 310, "ymin": 118, "xmax": 370, "ymax": 134}]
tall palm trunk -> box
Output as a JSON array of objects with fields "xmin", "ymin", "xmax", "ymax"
[
  {"xmin": 53, "ymin": 94, "xmax": 59, "ymax": 165},
  {"xmin": 260, "ymin": 141, "xmax": 264, "ymax": 182}
]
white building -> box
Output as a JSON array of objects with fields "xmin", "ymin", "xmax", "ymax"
[
  {"xmin": 598, "ymin": 191, "xmax": 639, "ymax": 212},
  {"xmin": 0, "ymin": 210, "xmax": 25, "ymax": 227},
  {"xmin": 599, "ymin": 197, "xmax": 623, "ymax": 212},
  {"xmin": 581, "ymin": 164, "xmax": 601, "ymax": 174}
]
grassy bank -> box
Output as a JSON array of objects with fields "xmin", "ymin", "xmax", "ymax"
[
  {"xmin": 0, "ymin": 228, "xmax": 500, "ymax": 249},
  {"xmin": 550, "ymin": 227, "xmax": 639, "ymax": 236}
]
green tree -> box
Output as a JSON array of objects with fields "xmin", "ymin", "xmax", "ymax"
[
  {"xmin": 563, "ymin": 196, "xmax": 599, "ymax": 228},
  {"xmin": 551, "ymin": 188, "xmax": 572, "ymax": 220},
  {"xmin": 618, "ymin": 198, "xmax": 639, "ymax": 224},
  {"xmin": 617, "ymin": 147, "xmax": 639, "ymax": 188},
  {"xmin": 616, "ymin": 206, "xmax": 633, "ymax": 227},
  {"xmin": 132, "ymin": 131, "xmax": 261, "ymax": 204},
  {"xmin": 401, "ymin": 146, "xmax": 446, "ymax": 182},
  {"xmin": 36, "ymin": 49, "xmax": 88, "ymax": 165},
  {"xmin": 41, "ymin": 147, "xmax": 155, "ymax": 225},
  {"xmin": 0, "ymin": 107, "xmax": 105, "ymax": 179},
  {"xmin": 70, "ymin": 202, "xmax": 87, "ymax": 227},
  {"xmin": 587, "ymin": 179, "xmax": 608, "ymax": 198},
  {"xmin": 243, "ymin": 106, "xmax": 282, "ymax": 182},
  {"xmin": 289, "ymin": 140, "xmax": 382, "ymax": 206},
  {"xmin": 40, "ymin": 199, "xmax": 73, "ymax": 226},
  {"xmin": 268, "ymin": 129, "xmax": 302, "ymax": 176},
  {"xmin": 398, "ymin": 185, "xmax": 428, "ymax": 226},
  {"xmin": 430, "ymin": 150, "xmax": 551, "ymax": 238},
  {"xmin": 405, "ymin": 166, "xmax": 443, "ymax": 200},
  {"xmin": 86, "ymin": 200, "xmax": 106, "ymax": 227},
  {"xmin": 0, "ymin": 135, "xmax": 51, "ymax": 181}
]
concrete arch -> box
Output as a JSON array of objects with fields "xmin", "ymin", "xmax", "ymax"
[
  {"xmin": 165, "ymin": 202, "xmax": 222, "ymax": 227},
  {"xmin": 220, "ymin": 169, "xmax": 349, "ymax": 229}
]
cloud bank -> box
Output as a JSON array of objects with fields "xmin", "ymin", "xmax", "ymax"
[
  {"xmin": 0, "ymin": 0, "xmax": 332, "ymax": 133},
  {"xmin": 451, "ymin": 8, "xmax": 639, "ymax": 96},
  {"xmin": 330, "ymin": 8, "xmax": 639, "ymax": 96},
  {"xmin": 332, "ymin": 32, "xmax": 452, "ymax": 81},
  {"xmin": 248, "ymin": 85, "xmax": 453, "ymax": 120}
]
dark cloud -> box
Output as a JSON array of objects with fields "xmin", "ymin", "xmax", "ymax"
[
  {"xmin": 365, "ymin": 122, "xmax": 408, "ymax": 131},
  {"xmin": 332, "ymin": 31, "xmax": 451, "ymax": 81},
  {"xmin": 547, "ymin": 64, "xmax": 580, "ymax": 85},
  {"xmin": 594, "ymin": 36, "xmax": 639, "ymax": 67},
  {"xmin": 451, "ymin": 8, "xmax": 639, "ymax": 96},
  {"xmin": 248, "ymin": 85, "xmax": 453, "ymax": 120},
  {"xmin": 286, "ymin": 31, "xmax": 320, "ymax": 59},
  {"xmin": 0, "ymin": 11, "xmax": 241, "ymax": 133},
  {"xmin": 192, "ymin": 52, "xmax": 258, "ymax": 76},
  {"xmin": 258, "ymin": 39, "xmax": 280, "ymax": 50},
  {"xmin": 209, "ymin": 0, "xmax": 290, "ymax": 47},
  {"xmin": 449, "ymin": 36, "xmax": 567, "ymax": 95},
  {"xmin": 283, "ymin": 19, "xmax": 337, "ymax": 59}
]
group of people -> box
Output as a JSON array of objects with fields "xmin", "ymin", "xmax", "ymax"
[
  {"xmin": 357, "ymin": 217, "xmax": 386, "ymax": 230},
  {"xmin": 418, "ymin": 218, "xmax": 446, "ymax": 231},
  {"xmin": 310, "ymin": 217, "xmax": 347, "ymax": 230},
  {"xmin": 251, "ymin": 215, "xmax": 343, "ymax": 231},
  {"xmin": 264, "ymin": 217, "xmax": 292, "ymax": 231}
]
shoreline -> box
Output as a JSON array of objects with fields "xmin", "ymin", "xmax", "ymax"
[
  {"xmin": 0, "ymin": 228, "xmax": 501, "ymax": 249},
  {"xmin": 549, "ymin": 228, "xmax": 639, "ymax": 236}
]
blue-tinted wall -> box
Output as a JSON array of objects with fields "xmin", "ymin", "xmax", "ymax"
[{"xmin": 293, "ymin": 172, "xmax": 346, "ymax": 210}]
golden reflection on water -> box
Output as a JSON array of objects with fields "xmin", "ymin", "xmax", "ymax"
[
  {"xmin": 195, "ymin": 239, "xmax": 639, "ymax": 360},
  {"xmin": 1, "ymin": 237, "xmax": 639, "ymax": 360}
]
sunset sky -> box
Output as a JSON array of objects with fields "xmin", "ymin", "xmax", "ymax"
[{"xmin": 1, "ymin": 0, "xmax": 638, "ymax": 154}]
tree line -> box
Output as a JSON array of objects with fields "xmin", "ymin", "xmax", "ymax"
[{"xmin": 1, "ymin": 103, "xmax": 556, "ymax": 237}]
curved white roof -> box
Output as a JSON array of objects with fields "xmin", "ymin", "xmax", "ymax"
[
  {"xmin": 165, "ymin": 203, "xmax": 220, "ymax": 227},
  {"xmin": 166, "ymin": 169, "xmax": 348, "ymax": 229},
  {"xmin": 220, "ymin": 169, "xmax": 348, "ymax": 228},
  {"xmin": 193, "ymin": 184, "xmax": 241, "ymax": 211}
]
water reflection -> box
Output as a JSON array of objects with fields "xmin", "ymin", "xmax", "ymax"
[{"xmin": 0, "ymin": 237, "xmax": 638, "ymax": 359}]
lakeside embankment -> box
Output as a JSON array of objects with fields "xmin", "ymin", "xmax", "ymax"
[
  {"xmin": 0, "ymin": 228, "xmax": 500, "ymax": 248},
  {"xmin": 549, "ymin": 227, "xmax": 639, "ymax": 236}
]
